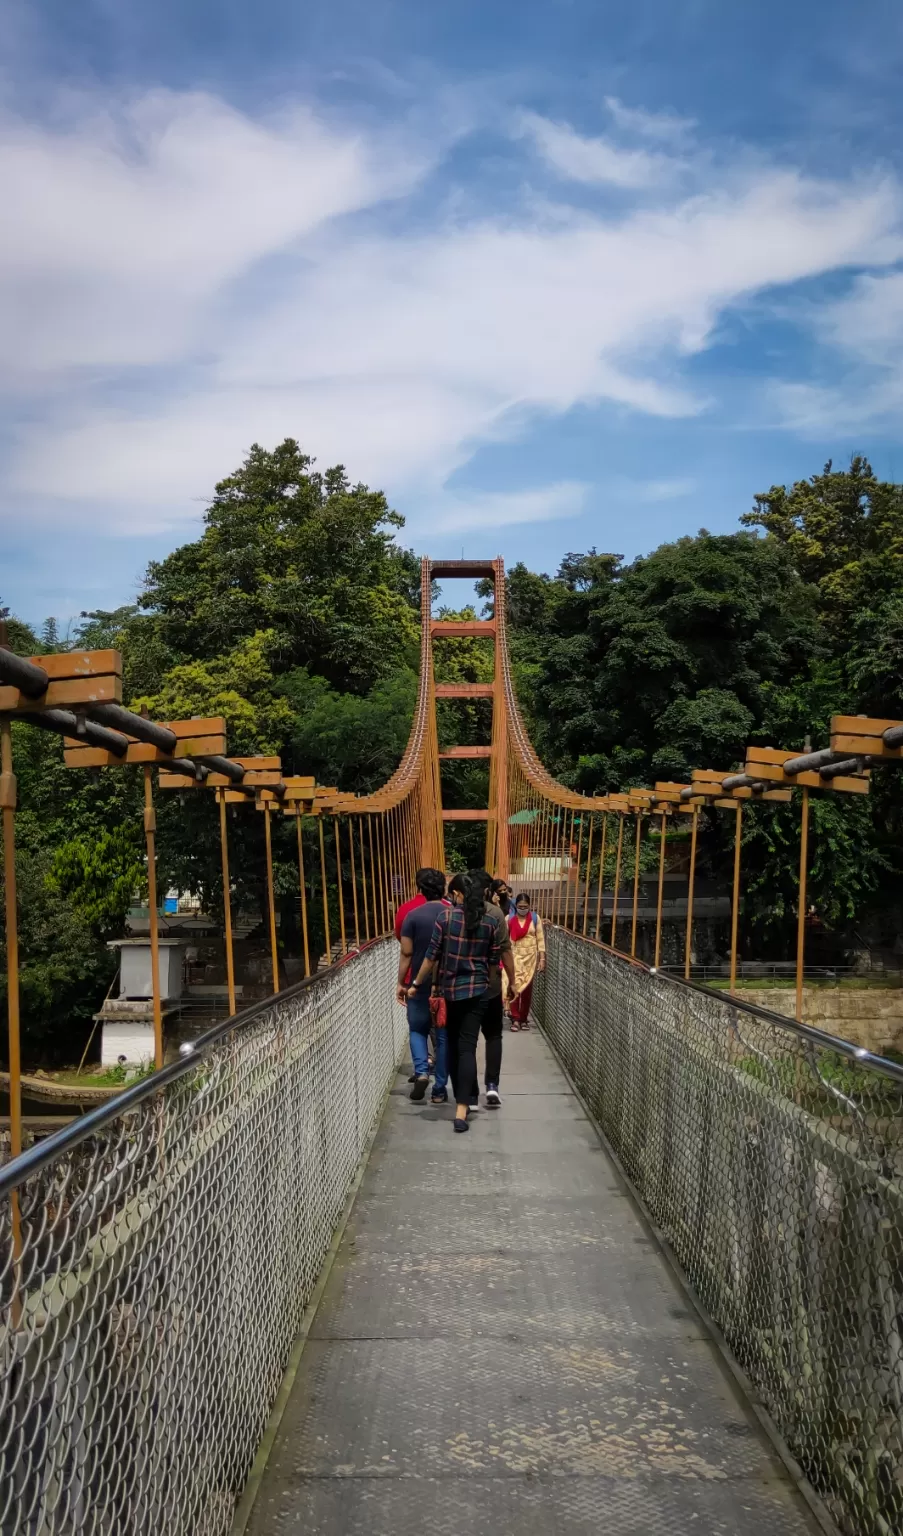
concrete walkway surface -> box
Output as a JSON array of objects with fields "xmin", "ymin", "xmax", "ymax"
[{"xmin": 246, "ymin": 1024, "xmax": 822, "ymax": 1536}]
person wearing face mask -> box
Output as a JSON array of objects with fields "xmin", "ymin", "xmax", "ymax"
[{"xmin": 505, "ymin": 893, "xmax": 546, "ymax": 1031}]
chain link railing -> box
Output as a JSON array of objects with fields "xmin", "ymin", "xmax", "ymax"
[
  {"xmin": 535, "ymin": 925, "xmax": 903, "ymax": 1536},
  {"xmin": 0, "ymin": 938, "xmax": 404, "ymax": 1536}
]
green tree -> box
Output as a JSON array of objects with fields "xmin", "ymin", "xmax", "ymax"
[{"xmin": 141, "ymin": 440, "xmax": 420, "ymax": 690}]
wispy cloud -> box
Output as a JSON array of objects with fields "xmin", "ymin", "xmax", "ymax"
[
  {"xmin": 414, "ymin": 481, "xmax": 588, "ymax": 533},
  {"xmin": 518, "ymin": 109, "xmax": 676, "ymax": 188},
  {"xmin": 604, "ymin": 96, "xmax": 696, "ymax": 144},
  {"xmin": 769, "ymin": 266, "xmax": 903, "ymax": 433},
  {"xmin": 631, "ymin": 477, "xmax": 697, "ymax": 502},
  {"xmin": 0, "ymin": 88, "xmax": 901, "ymax": 540}
]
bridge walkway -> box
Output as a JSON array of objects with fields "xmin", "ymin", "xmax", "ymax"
[{"xmin": 245, "ymin": 1026, "xmax": 820, "ymax": 1536}]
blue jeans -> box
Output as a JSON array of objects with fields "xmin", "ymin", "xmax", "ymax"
[{"xmin": 407, "ymin": 992, "xmax": 448, "ymax": 1093}]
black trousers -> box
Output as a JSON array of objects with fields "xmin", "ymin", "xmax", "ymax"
[
  {"xmin": 481, "ymin": 992, "xmax": 503, "ymax": 1086},
  {"xmin": 446, "ymin": 995, "xmax": 489, "ymax": 1108}
]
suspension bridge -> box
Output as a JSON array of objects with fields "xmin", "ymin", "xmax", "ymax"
[{"xmin": 2, "ymin": 557, "xmax": 903, "ymax": 1535}]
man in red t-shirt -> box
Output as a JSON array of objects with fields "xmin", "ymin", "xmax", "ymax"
[{"xmin": 395, "ymin": 868, "xmax": 449, "ymax": 972}]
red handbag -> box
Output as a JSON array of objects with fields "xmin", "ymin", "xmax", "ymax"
[{"xmin": 429, "ymin": 912, "xmax": 450, "ymax": 1028}]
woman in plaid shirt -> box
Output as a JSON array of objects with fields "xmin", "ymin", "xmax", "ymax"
[{"xmin": 407, "ymin": 872, "xmax": 515, "ymax": 1133}]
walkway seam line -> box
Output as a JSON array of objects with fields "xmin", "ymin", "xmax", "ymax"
[
  {"xmin": 228, "ymin": 1056, "xmax": 403, "ymax": 1536},
  {"xmin": 534, "ymin": 1018, "xmax": 841, "ymax": 1536}
]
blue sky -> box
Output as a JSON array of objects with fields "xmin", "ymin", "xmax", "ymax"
[{"xmin": 3, "ymin": 0, "xmax": 903, "ymax": 625}]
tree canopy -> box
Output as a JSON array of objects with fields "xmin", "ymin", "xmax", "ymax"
[{"xmin": 5, "ymin": 446, "xmax": 903, "ymax": 1063}]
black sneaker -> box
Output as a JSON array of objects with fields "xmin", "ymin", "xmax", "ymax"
[
  {"xmin": 410, "ymin": 1076, "xmax": 430, "ymax": 1102},
  {"xmin": 430, "ymin": 1089, "xmax": 448, "ymax": 1104},
  {"xmin": 468, "ymin": 1096, "xmax": 480, "ymax": 1114},
  {"xmin": 453, "ymin": 1117, "xmax": 470, "ymax": 1133},
  {"xmin": 485, "ymin": 1085, "xmax": 501, "ymax": 1108}
]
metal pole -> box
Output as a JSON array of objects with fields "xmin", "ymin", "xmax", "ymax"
[
  {"xmin": 729, "ymin": 802, "xmax": 742, "ymax": 992},
  {"xmin": 595, "ymin": 815, "xmax": 607, "ymax": 939},
  {"xmin": 367, "ymin": 816, "xmax": 379, "ymax": 936},
  {"xmin": 263, "ymin": 804, "xmax": 280, "ymax": 994},
  {"xmin": 318, "ymin": 816, "xmax": 332, "ymax": 962},
  {"xmin": 1, "ymin": 717, "xmax": 22, "ymax": 1161},
  {"xmin": 582, "ymin": 814, "xmax": 595, "ymax": 936},
  {"xmin": 630, "ymin": 813, "xmax": 642, "ymax": 957},
  {"xmin": 796, "ymin": 787, "xmax": 809, "ymax": 1022},
  {"xmin": 142, "ymin": 764, "xmax": 164, "ymax": 1070},
  {"xmin": 359, "ymin": 818, "xmax": 371, "ymax": 942},
  {"xmin": 296, "ymin": 813, "xmax": 311, "ymax": 978},
  {"xmin": 684, "ymin": 805, "xmax": 698, "ymax": 980},
  {"xmin": 333, "ymin": 817, "xmax": 347, "ymax": 956},
  {"xmin": 348, "ymin": 815, "xmax": 361, "ymax": 949},
  {"xmin": 654, "ymin": 810, "xmax": 667, "ymax": 969},
  {"xmin": 610, "ymin": 815, "xmax": 624, "ymax": 949},
  {"xmin": 218, "ymin": 790, "xmax": 236, "ymax": 1015}
]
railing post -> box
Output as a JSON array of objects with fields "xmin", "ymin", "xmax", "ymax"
[
  {"xmin": 595, "ymin": 814, "xmax": 607, "ymax": 940},
  {"xmin": 795, "ymin": 787, "xmax": 809, "ymax": 1021},
  {"xmin": 654, "ymin": 810, "xmax": 667, "ymax": 969},
  {"xmin": 631, "ymin": 813, "xmax": 642, "ymax": 957},
  {"xmin": 684, "ymin": 805, "xmax": 698, "ymax": 979},
  {"xmin": 318, "ymin": 815, "xmax": 332, "ymax": 962},
  {"xmin": 1, "ymin": 716, "xmax": 22, "ymax": 1163},
  {"xmin": 610, "ymin": 814, "xmax": 624, "ymax": 949},
  {"xmin": 729, "ymin": 802, "xmax": 743, "ymax": 992},
  {"xmin": 263, "ymin": 802, "xmax": 280, "ymax": 994},
  {"xmin": 218, "ymin": 789, "xmax": 237, "ymax": 1014},
  {"xmin": 296, "ymin": 812, "xmax": 311, "ymax": 977},
  {"xmin": 142, "ymin": 763, "xmax": 164, "ymax": 1069}
]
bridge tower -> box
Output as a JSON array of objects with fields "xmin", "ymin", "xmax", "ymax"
[{"xmin": 429, "ymin": 557, "xmax": 509, "ymax": 877}]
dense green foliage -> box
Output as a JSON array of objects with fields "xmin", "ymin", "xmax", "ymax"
[
  {"xmin": 496, "ymin": 456, "xmax": 903, "ymax": 951},
  {"xmin": 4, "ymin": 446, "xmax": 903, "ymax": 1063}
]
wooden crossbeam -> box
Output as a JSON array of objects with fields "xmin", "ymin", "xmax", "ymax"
[
  {"xmin": 745, "ymin": 746, "xmax": 870, "ymax": 794},
  {"xmin": 830, "ymin": 714, "xmax": 903, "ymax": 760},
  {"xmin": 0, "ymin": 649, "xmax": 123, "ymax": 711},
  {"xmin": 434, "ymin": 683, "xmax": 494, "ymax": 698},
  {"xmin": 431, "ymin": 620, "xmax": 496, "ymax": 638},
  {"xmin": 439, "ymin": 746, "xmax": 492, "ymax": 758},
  {"xmin": 158, "ymin": 754, "xmax": 281, "ymax": 790},
  {"xmin": 442, "ymin": 808, "xmax": 490, "ymax": 820}
]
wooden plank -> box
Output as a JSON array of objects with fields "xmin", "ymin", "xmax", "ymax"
[
  {"xmin": 745, "ymin": 747, "xmax": 802, "ymax": 765},
  {"xmin": 162, "ymin": 717, "xmax": 227, "ymax": 739},
  {"xmin": 442, "ymin": 808, "xmax": 490, "ymax": 820},
  {"xmin": 831, "ymin": 733, "xmax": 902, "ymax": 759},
  {"xmin": 18, "ymin": 649, "xmax": 122, "ymax": 681},
  {"xmin": 0, "ymin": 675, "xmax": 122, "ymax": 710},
  {"xmin": 831, "ymin": 715, "xmax": 902, "ymax": 737},
  {"xmin": 65, "ymin": 734, "xmax": 226, "ymax": 764},
  {"xmin": 429, "ymin": 560, "xmax": 497, "ymax": 579},
  {"xmin": 438, "ymin": 746, "xmax": 492, "ymax": 758},
  {"xmin": 431, "ymin": 620, "xmax": 496, "ymax": 638},
  {"xmin": 434, "ymin": 683, "xmax": 494, "ymax": 698},
  {"xmin": 691, "ymin": 768, "xmax": 732, "ymax": 783},
  {"xmin": 744, "ymin": 757, "xmax": 869, "ymax": 793},
  {"xmin": 714, "ymin": 791, "xmax": 791, "ymax": 808}
]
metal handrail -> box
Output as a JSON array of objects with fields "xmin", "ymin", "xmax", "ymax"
[
  {"xmin": 0, "ymin": 935, "xmax": 390, "ymax": 1197},
  {"xmin": 545, "ymin": 922, "xmax": 903, "ymax": 1085}
]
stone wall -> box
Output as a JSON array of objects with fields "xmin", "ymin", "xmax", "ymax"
[{"xmin": 733, "ymin": 985, "xmax": 903, "ymax": 1056}]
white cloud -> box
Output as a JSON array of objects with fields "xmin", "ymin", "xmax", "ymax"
[
  {"xmin": 604, "ymin": 96, "xmax": 696, "ymax": 144},
  {"xmin": 0, "ymin": 90, "xmax": 425, "ymax": 377},
  {"xmin": 1, "ymin": 89, "xmax": 902, "ymax": 537},
  {"xmin": 518, "ymin": 110, "xmax": 674, "ymax": 188},
  {"xmin": 631, "ymin": 477, "xmax": 697, "ymax": 502},
  {"xmin": 770, "ymin": 267, "xmax": 903, "ymax": 432},
  {"xmin": 412, "ymin": 481, "xmax": 588, "ymax": 534}
]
